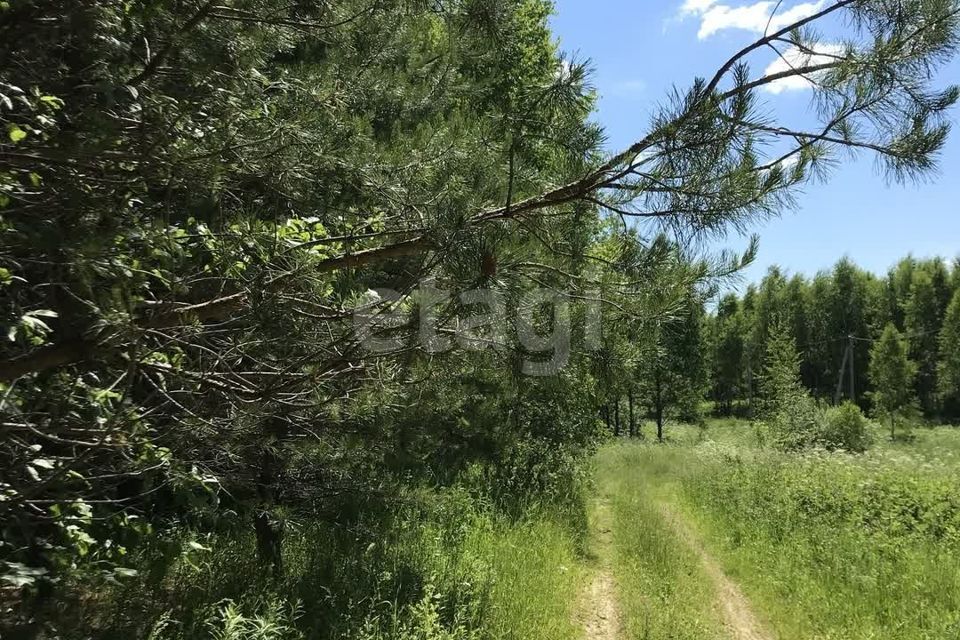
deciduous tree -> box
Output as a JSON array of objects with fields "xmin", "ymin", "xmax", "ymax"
[
  {"xmin": 869, "ymin": 324, "xmax": 918, "ymax": 439},
  {"xmin": 938, "ymin": 290, "xmax": 960, "ymax": 415}
]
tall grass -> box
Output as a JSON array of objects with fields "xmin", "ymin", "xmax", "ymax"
[
  {"xmin": 682, "ymin": 443, "xmax": 960, "ymax": 639},
  {"xmin": 64, "ymin": 486, "xmax": 586, "ymax": 640},
  {"xmin": 631, "ymin": 420, "xmax": 960, "ymax": 639}
]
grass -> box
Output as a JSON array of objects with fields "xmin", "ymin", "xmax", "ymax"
[
  {"xmin": 685, "ymin": 445, "xmax": 960, "ymax": 639},
  {"xmin": 594, "ymin": 444, "xmax": 727, "ymax": 640},
  {"xmin": 470, "ymin": 514, "xmax": 585, "ymax": 640},
  {"xmin": 615, "ymin": 417, "xmax": 960, "ymax": 640},
  {"xmin": 45, "ymin": 416, "xmax": 960, "ymax": 640},
  {"xmin": 870, "ymin": 422, "xmax": 960, "ymax": 466},
  {"xmin": 62, "ymin": 486, "xmax": 587, "ymax": 640}
]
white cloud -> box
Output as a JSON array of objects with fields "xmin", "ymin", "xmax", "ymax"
[
  {"xmin": 680, "ymin": 0, "xmax": 719, "ymax": 12},
  {"xmin": 680, "ymin": 0, "xmax": 827, "ymax": 40},
  {"xmin": 761, "ymin": 43, "xmax": 844, "ymax": 93}
]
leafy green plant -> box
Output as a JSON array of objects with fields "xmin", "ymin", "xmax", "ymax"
[
  {"xmin": 676, "ymin": 427, "xmax": 960, "ymax": 639},
  {"xmin": 205, "ymin": 599, "xmax": 304, "ymax": 640},
  {"xmin": 820, "ymin": 402, "xmax": 872, "ymax": 453},
  {"xmin": 767, "ymin": 393, "xmax": 826, "ymax": 452}
]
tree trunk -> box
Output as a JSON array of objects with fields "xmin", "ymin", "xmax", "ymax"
[
  {"xmin": 614, "ymin": 399, "xmax": 621, "ymax": 437},
  {"xmin": 628, "ymin": 389, "xmax": 636, "ymax": 438},
  {"xmin": 254, "ymin": 510, "xmax": 284, "ymax": 578},
  {"xmin": 655, "ymin": 377, "xmax": 664, "ymax": 442}
]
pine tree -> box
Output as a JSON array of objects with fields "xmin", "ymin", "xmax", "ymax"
[
  {"xmin": 830, "ymin": 258, "xmax": 872, "ymax": 405},
  {"xmin": 783, "ymin": 275, "xmax": 812, "ymax": 387},
  {"xmin": 887, "ymin": 257, "xmax": 917, "ymax": 331},
  {"xmin": 869, "ymin": 324, "xmax": 917, "ymax": 439},
  {"xmin": 761, "ymin": 321, "xmax": 827, "ymax": 451},
  {"xmin": 760, "ymin": 321, "xmax": 803, "ymax": 419},
  {"xmin": 923, "ymin": 258, "xmax": 954, "ymax": 320},
  {"xmin": 805, "ymin": 273, "xmax": 835, "ymax": 399},
  {"xmin": 2, "ymin": 0, "xmax": 959, "ymax": 599},
  {"xmin": 637, "ymin": 292, "xmax": 709, "ymax": 442}
]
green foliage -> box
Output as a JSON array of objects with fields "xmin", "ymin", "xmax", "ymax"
[
  {"xmin": 759, "ymin": 322, "xmax": 803, "ymax": 418},
  {"xmin": 707, "ymin": 294, "xmax": 745, "ymax": 415},
  {"xmin": 760, "ymin": 325, "xmax": 872, "ymax": 452},
  {"xmin": 769, "ymin": 398, "xmax": 872, "ymax": 453},
  {"xmin": 905, "ymin": 270, "xmax": 943, "ymax": 412},
  {"xmin": 767, "ymin": 391, "xmax": 827, "ymax": 452},
  {"xmin": 355, "ymin": 585, "xmax": 477, "ymax": 640},
  {"xmin": 0, "ymin": 0, "xmax": 607, "ymax": 605},
  {"xmin": 758, "ymin": 322, "xmax": 840, "ymax": 452},
  {"xmin": 635, "ymin": 285, "xmax": 710, "ymax": 439},
  {"xmin": 597, "ymin": 431, "xmax": 960, "ymax": 639},
  {"xmin": 679, "ymin": 436, "xmax": 960, "ymax": 639},
  {"xmin": 706, "ymin": 257, "xmax": 958, "ymax": 420},
  {"xmin": 595, "ymin": 444, "xmax": 727, "ymax": 639},
  {"xmin": 869, "ymin": 324, "xmax": 918, "ymax": 438},
  {"xmin": 1, "ymin": 0, "xmax": 959, "ymax": 635},
  {"xmin": 821, "ymin": 402, "xmax": 872, "ymax": 453},
  {"xmin": 203, "ymin": 600, "xmax": 304, "ymax": 640},
  {"xmin": 938, "ymin": 290, "xmax": 960, "ymax": 411},
  {"xmin": 31, "ymin": 485, "xmax": 585, "ymax": 640}
]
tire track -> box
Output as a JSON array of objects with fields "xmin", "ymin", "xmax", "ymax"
[
  {"xmin": 658, "ymin": 502, "xmax": 774, "ymax": 640},
  {"xmin": 578, "ymin": 499, "xmax": 623, "ymax": 640}
]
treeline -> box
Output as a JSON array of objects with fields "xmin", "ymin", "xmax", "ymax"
[
  {"xmin": 705, "ymin": 256, "xmax": 960, "ymax": 420},
  {"xmin": 605, "ymin": 255, "xmax": 960, "ymax": 439}
]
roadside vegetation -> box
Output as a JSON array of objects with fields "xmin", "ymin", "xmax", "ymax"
[
  {"xmin": 50, "ymin": 485, "xmax": 588, "ymax": 640},
  {"xmin": 602, "ymin": 418, "xmax": 960, "ymax": 640}
]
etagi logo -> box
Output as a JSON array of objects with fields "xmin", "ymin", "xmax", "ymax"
[{"xmin": 352, "ymin": 284, "xmax": 603, "ymax": 376}]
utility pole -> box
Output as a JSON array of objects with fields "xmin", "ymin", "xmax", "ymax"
[
  {"xmin": 834, "ymin": 341, "xmax": 850, "ymax": 405},
  {"xmin": 848, "ymin": 334, "xmax": 856, "ymax": 404}
]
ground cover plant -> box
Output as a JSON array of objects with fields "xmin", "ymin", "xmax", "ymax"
[{"xmin": 649, "ymin": 420, "xmax": 960, "ymax": 639}]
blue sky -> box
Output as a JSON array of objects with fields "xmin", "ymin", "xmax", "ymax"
[{"xmin": 550, "ymin": 0, "xmax": 960, "ymax": 288}]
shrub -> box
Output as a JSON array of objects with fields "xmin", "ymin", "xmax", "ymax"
[
  {"xmin": 769, "ymin": 397, "xmax": 873, "ymax": 454},
  {"xmin": 145, "ymin": 599, "xmax": 305, "ymax": 640},
  {"xmin": 821, "ymin": 402, "xmax": 872, "ymax": 453},
  {"xmin": 769, "ymin": 392, "xmax": 826, "ymax": 452},
  {"xmin": 206, "ymin": 600, "xmax": 304, "ymax": 640}
]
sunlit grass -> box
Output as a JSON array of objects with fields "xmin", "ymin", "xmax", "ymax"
[
  {"xmin": 613, "ymin": 422, "xmax": 960, "ymax": 640},
  {"xmin": 595, "ymin": 444, "xmax": 727, "ymax": 640},
  {"xmin": 472, "ymin": 514, "xmax": 585, "ymax": 640},
  {"xmin": 92, "ymin": 488, "xmax": 588, "ymax": 640}
]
